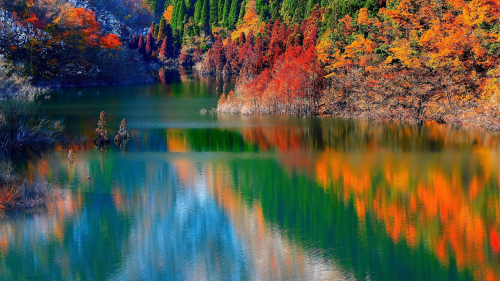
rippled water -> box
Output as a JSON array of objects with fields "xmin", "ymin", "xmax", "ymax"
[{"xmin": 1, "ymin": 69, "xmax": 500, "ymax": 280}]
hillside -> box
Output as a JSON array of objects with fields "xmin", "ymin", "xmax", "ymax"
[
  {"xmin": 0, "ymin": 0, "xmax": 155, "ymax": 86},
  {"xmin": 1, "ymin": 0, "xmax": 500, "ymax": 129}
]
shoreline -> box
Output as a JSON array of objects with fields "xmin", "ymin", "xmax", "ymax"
[{"xmin": 217, "ymin": 99, "xmax": 500, "ymax": 132}]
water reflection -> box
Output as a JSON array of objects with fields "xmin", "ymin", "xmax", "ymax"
[{"xmin": 1, "ymin": 72, "xmax": 500, "ymax": 280}]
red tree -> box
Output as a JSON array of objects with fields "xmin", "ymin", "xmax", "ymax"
[
  {"xmin": 145, "ymin": 32, "xmax": 155, "ymax": 56},
  {"xmin": 159, "ymin": 37, "xmax": 169, "ymax": 58},
  {"xmin": 149, "ymin": 21, "xmax": 155, "ymax": 34},
  {"xmin": 138, "ymin": 35, "xmax": 145, "ymax": 53}
]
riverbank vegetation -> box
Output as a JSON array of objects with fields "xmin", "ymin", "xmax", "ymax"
[
  {"xmin": 0, "ymin": 58, "xmax": 62, "ymax": 210},
  {"xmin": 0, "ymin": 58, "xmax": 63, "ymax": 153},
  {"xmin": 132, "ymin": 0, "xmax": 500, "ymax": 130},
  {"xmin": 0, "ymin": 161, "xmax": 54, "ymax": 210},
  {"xmin": 215, "ymin": 0, "xmax": 500, "ymax": 130},
  {"xmin": 2, "ymin": 0, "xmax": 500, "ymax": 129}
]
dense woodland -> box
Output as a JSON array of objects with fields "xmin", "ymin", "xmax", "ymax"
[{"xmin": 1, "ymin": 0, "xmax": 500, "ymax": 128}]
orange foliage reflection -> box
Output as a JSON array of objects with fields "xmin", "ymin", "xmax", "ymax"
[{"xmin": 235, "ymin": 121, "xmax": 500, "ymax": 280}]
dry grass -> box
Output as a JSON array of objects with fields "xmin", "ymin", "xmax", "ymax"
[{"xmin": 0, "ymin": 162, "xmax": 58, "ymax": 210}]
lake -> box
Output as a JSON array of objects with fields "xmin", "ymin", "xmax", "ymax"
[{"xmin": 1, "ymin": 68, "xmax": 500, "ymax": 280}]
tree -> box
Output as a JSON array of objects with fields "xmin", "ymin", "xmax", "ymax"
[
  {"xmin": 210, "ymin": 0, "xmax": 219, "ymax": 27},
  {"xmin": 291, "ymin": 0, "xmax": 306, "ymax": 23},
  {"xmin": 145, "ymin": 32, "xmax": 156, "ymax": 56},
  {"xmin": 114, "ymin": 118, "xmax": 130, "ymax": 146},
  {"xmin": 200, "ymin": 0, "xmax": 209, "ymax": 31},
  {"xmin": 227, "ymin": 0, "xmax": 240, "ymax": 28},
  {"xmin": 256, "ymin": 0, "xmax": 270, "ymax": 19},
  {"xmin": 218, "ymin": 0, "xmax": 225, "ymax": 23},
  {"xmin": 159, "ymin": 36, "xmax": 171, "ymax": 58},
  {"xmin": 94, "ymin": 111, "xmax": 110, "ymax": 147},
  {"xmin": 280, "ymin": 0, "xmax": 299, "ymax": 23},
  {"xmin": 60, "ymin": 6, "xmax": 103, "ymax": 47},
  {"xmin": 100, "ymin": 34, "xmax": 122, "ymax": 50},
  {"xmin": 158, "ymin": 18, "xmax": 167, "ymax": 40},
  {"xmin": 154, "ymin": 24, "xmax": 160, "ymax": 38},
  {"xmin": 222, "ymin": 0, "xmax": 231, "ymax": 27},
  {"xmin": 194, "ymin": 0, "xmax": 203, "ymax": 25},
  {"xmin": 171, "ymin": 0, "xmax": 186, "ymax": 32},
  {"xmin": 164, "ymin": 5, "xmax": 174, "ymax": 23},
  {"xmin": 150, "ymin": 21, "xmax": 155, "ymax": 34},
  {"xmin": 306, "ymin": 0, "xmax": 319, "ymax": 15},
  {"xmin": 238, "ymin": 32, "xmax": 246, "ymax": 46},
  {"xmin": 138, "ymin": 35, "xmax": 146, "ymax": 53},
  {"xmin": 144, "ymin": 0, "xmax": 167, "ymax": 17},
  {"xmin": 130, "ymin": 36, "xmax": 139, "ymax": 49}
]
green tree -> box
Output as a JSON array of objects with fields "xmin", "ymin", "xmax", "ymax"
[
  {"xmin": 306, "ymin": 0, "xmax": 318, "ymax": 15},
  {"xmin": 291, "ymin": 0, "xmax": 306, "ymax": 23},
  {"xmin": 194, "ymin": 0, "xmax": 203, "ymax": 25},
  {"xmin": 218, "ymin": 0, "xmax": 225, "ymax": 23},
  {"xmin": 269, "ymin": 0, "xmax": 280, "ymax": 21},
  {"xmin": 256, "ymin": 0, "xmax": 270, "ymax": 19},
  {"xmin": 154, "ymin": 24, "xmax": 160, "ymax": 39},
  {"xmin": 227, "ymin": 0, "xmax": 240, "ymax": 28},
  {"xmin": 172, "ymin": 0, "xmax": 186, "ymax": 32},
  {"xmin": 209, "ymin": 0, "xmax": 219, "ymax": 27},
  {"xmin": 280, "ymin": 0, "xmax": 298, "ymax": 23},
  {"xmin": 238, "ymin": 0, "xmax": 247, "ymax": 22},
  {"xmin": 222, "ymin": 0, "xmax": 231, "ymax": 27},
  {"xmin": 200, "ymin": 0, "xmax": 209, "ymax": 31},
  {"xmin": 184, "ymin": 0, "xmax": 195, "ymax": 11},
  {"xmin": 158, "ymin": 18, "xmax": 167, "ymax": 40}
]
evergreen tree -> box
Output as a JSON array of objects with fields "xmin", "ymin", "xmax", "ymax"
[
  {"xmin": 200, "ymin": 0, "xmax": 209, "ymax": 31},
  {"xmin": 159, "ymin": 36, "xmax": 172, "ymax": 58},
  {"xmin": 164, "ymin": 23, "xmax": 174, "ymax": 43},
  {"xmin": 222, "ymin": 0, "xmax": 231, "ymax": 27},
  {"xmin": 218, "ymin": 0, "xmax": 225, "ymax": 23},
  {"xmin": 194, "ymin": 0, "xmax": 203, "ymax": 25},
  {"xmin": 138, "ymin": 35, "xmax": 146, "ymax": 53},
  {"xmin": 280, "ymin": 0, "xmax": 298, "ymax": 23},
  {"xmin": 291, "ymin": 0, "xmax": 306, "ymax": 23},
  {"xmin": 238, "ymin": 0, "xmax": 246, "ymax": 22},
  {"xmin": 144, "ymin": 0, "xmax": 168, "ymax": 17},
  {"xmin": 158, "ymin": 18, "xmax": 167, "ymax": 41},
  {"xmin": 154, "ymin": 24, "xmax": 160, "ymax": 39},
  {"xmin": 227, "ymin": 0, "xmax": 240, "ymax": 28},
  {"xmin": 150, "ymin": 21, "xmax": 155, "ymax": 34},
  {"xmin": 184, "ymin": 0, "xmax": 195, "ymax": 10},
  {"xmin": 172, "ymin": 0, "xmax": 185, "ymax": 32},
  {"xmin": 256, "ymin": 0, "xmax": 270, "ymax": 19},
  {"xmin": 209, "ymin": 0, "xmax": 218, "ymax": 28},
  {"xmin": 130, "ymin": 36, "xmax": 139, "ymax": 49},
  {"xmin": 145, "ymin": 32, "xmax": 156, "ymax": 56},
  {"xmin": 269, "ymin": 0, "xmax": 280, "ymax": 21}
]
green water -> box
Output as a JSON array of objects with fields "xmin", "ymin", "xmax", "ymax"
[{"xmin": 1, "ymin": 69, "xmax": 500, "ymax": 280}]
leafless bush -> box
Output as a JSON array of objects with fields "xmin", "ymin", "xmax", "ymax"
[{"xmin": 0, "ymin": 161, "xmax": 54, "ymax": 210}]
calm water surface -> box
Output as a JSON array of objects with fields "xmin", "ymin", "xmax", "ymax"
[{"xmin": 1, "ymin": 69, "xmax": 500, "ymax": 280}]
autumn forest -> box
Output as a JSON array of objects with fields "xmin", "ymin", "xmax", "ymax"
[{"xmin": 0, "ymin": 0, "xmax": 498, "ymax": 128}]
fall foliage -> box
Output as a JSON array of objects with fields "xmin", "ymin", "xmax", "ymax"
[{"xmin": 211, "ymin": 0, "xmax": 500, "ymax": 129}]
